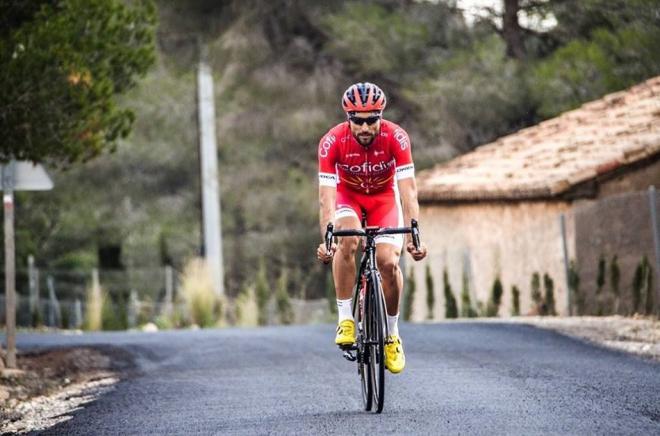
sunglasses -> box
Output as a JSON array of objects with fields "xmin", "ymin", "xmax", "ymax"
[{"xmin": 348, "ymin": 115, "xmax": 381, "ymax": 126}]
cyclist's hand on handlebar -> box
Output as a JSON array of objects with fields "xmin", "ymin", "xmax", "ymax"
[
  {"xmin": 317, "ymin": 242, "xmax": 337, "ymax": 264},
  {"xmin": 406, "ymin": 241, "xmax": 428, "ymax": 261}
]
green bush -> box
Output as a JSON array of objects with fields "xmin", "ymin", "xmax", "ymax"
[
  {"xmin": 255, "ymin": 258, "xmax": 271, "ymax": 326},
  {"xmin": 101, "ymin": 293, "xmax": 126, "ymax": 331},
  {"xmin": 179, "ymin": 258, "xmax": 219, "ymax": 328},
  {"xmin": 511, "ymin": 285, "xmax": 520, "ymax": 316},
  {"xmin": 153, "ymin": 315, "xmax": 173, "ymax": 330},
  {"xmin": 403, "ymin": 268, "xmax": 416, "ymax": 321},
  {"xmin": 425, "ymin": 264, "xmax": 435, "ymax": 320},
  {"xmin": 275, "ymin": 268, "xmax": 294, "ymax": 325},
  {"xmin": 486, "ymin": 277, "xmax": 504, "ymax": 317},
  {"xmin": 235, "ymin": 285, "xmax": 258, "ymax": 327},
  {"xmin": 443, "ymin": 268, "xmax": 458, "ymax": 319}
]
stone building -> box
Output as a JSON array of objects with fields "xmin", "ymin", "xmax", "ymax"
[{"xmin": 411, "ymin": 76, "xmax": 660, "ymax": 320}]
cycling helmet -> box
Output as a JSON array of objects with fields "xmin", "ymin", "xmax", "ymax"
[{"xmin": 341, "ymin": 82, "xmax": 387, "ymax": 113}]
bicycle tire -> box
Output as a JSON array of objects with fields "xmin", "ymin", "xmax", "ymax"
[
  {"xmin": 368, "ymin": 271, "xmax": 386, "ymax": 413},
  {"xmin": 357, "ymin": 276, "xmax": 373, "ymax": 411}
]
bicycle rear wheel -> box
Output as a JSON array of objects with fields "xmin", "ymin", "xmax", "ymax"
[{"xmin": 368, "ymin": 272, "xmax": 386, "ymax": 413}]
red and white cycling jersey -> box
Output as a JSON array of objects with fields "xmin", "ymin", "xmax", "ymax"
[
  {"xmin": 317, "ymin": 120, "xmax": 414, "ymax": 195},
  {"xmin": 318, "ymin": 120, "xmax": 415, "ymax": 246}
]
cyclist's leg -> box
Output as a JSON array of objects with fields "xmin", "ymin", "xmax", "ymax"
[
  {"xmin": 333, "ymin": 190, "xmax": 362, "ymax": 301},
  {"xmin": 333, "ymin": 191, "xmax": 362, "ymax": 345},
  {"xmin": 375, "ymin": 243, "xmax": 402, "ymax": 316},
  {"xmin": 367, "ymin": 192, "xmax": 404, "ymax": 317}
]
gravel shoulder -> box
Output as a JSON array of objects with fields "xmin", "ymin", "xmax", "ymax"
[
  {"xmin": 0, "ymin": 345, "xmax": 134, "ymax": 434},
  {"xmin": 444, "ymin": 315, "xmax": 660, "ymax": 361}
]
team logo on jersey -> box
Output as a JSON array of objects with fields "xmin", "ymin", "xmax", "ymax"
[
  {"xmin": 393, "ymin": 128, "xmax": 409, "ymax": 150},
  {"xmin": 319, "ymin": 134, "xmax": 336, "ymax": 158},
  {"xmin": 337, "ymin": 159, "xmax": 394, "ymax": 175}
]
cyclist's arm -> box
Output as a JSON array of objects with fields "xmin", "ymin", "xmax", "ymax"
[
  {"xmin": 318, "ymin": 130, "xmax": 338, "ymax": 237},
  {"xmin": 319, "ymin": 185, "xmax": 336, "ymax": 237},
  {"xmin": 397, "ymin": 177, "xmax": 420, "ymax": 245}
]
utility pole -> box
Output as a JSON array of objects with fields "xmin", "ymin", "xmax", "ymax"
[
  {"xmin": 197, "ymin": 49, "xmax": 225, "ymax": 296},
  {"xmin": 2, "ymin": 161, "xmax": 17, "ymax": 368}
]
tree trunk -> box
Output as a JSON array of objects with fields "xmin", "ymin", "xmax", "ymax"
[{"xmin": 503, "ymin": 0, "xmax": 526, "ymax": 59}]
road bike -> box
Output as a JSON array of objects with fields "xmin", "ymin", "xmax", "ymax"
[{"xmin": 325, "ymin": 218, "xmax": 420, "ymax": 413}]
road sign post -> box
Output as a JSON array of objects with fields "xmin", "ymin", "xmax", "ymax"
[{"xmin": 1, "ymin": 160, "xmax": 53, "ymax": 369}]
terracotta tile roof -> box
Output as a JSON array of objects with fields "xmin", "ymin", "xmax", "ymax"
[{"xmin": 417, "ymin": 76, "xmax": 660, "ymax": 202}]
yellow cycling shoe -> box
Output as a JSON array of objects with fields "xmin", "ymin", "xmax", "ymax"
[
  {"xmin": 384, "ymin": 334, "xmax": 405, "ymax": 374},
  {"xmin": 335, "ymin": 319, "xmax": 356, "ymax": 346}
]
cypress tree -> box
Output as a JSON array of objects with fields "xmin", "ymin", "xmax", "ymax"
[
  {"xmin": 425, "ymin": 264, "xmax": 435, "ymax": 320},
  {"xmin": 443, "ymin": 268, "xmax": 458, "ymax": 319}
]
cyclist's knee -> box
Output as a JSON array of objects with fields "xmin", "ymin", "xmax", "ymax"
[
  {"xmin": 337, "ymin": 236, "xmax": 359, "ymax": 260},
  {"xmin": 377, "ymin": 256, "xmax": 400, "ymax": 279}
]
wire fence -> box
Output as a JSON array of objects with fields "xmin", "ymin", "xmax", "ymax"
[{"xmin": 0, "ymin": 264, "xmax": 333, "ymax": 329}]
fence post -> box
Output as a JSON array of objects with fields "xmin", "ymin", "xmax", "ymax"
[
  {"xmin": 28, "ymin": 255, "xmax": 36, "ymax": 319},
  {"xmin": 164, "ymin": 265, "xmax": 174, "ymax": 317},
  {"xmin": 74, "ymin": 299, "xmax": 83, "ymax": 329},
  {"xmin": 649, "ymin": 186, "xmax": 660, "ymax": 315},
  {"xmin": 560, "ymin": 213, "xmax": 572, "ymax": 316},
  {"xmin": 47, "ymin": 276, "xmax": 61, "ymax": 328},
  {"xmin": 128, "ymin": 289, "xmax": 139, "ymax": 328}
]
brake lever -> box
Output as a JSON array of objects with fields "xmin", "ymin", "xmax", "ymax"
[
  {"xmin": 411, "ymin": 219, "xmax": 421, "ymax": 251},
  {"xmin": 325, "ymin": 223, "xmax": 334, "ymax": 253}
]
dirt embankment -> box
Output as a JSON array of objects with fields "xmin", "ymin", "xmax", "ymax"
[{"xmin": 1, "ymin": 346, "xmax": 132, "ymax": 434}]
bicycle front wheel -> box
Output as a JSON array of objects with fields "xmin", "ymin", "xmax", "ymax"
[
  {"xmin": 357, "ymin": 280, "xmax": 373, "ymax": 411},
  {"xmin": 368, "ymin": 271, "xmax": 387, "ymax": 413}
]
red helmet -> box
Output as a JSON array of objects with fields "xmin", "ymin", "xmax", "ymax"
[{"xmin": 341, "ymin": 82, "xmax": 387, "ymax": 113}]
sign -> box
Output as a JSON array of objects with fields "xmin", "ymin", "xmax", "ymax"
[{"xmin": 1, "ymin": 161, "xmax": 53, "ymax": 191}]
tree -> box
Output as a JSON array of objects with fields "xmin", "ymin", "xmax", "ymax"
[
  {"xmin": 403, "ymin": 268, "xmax": 416, "ymax": 321},
  {"xmin": 568, "ymin": 260, "xmax": 582, "ymax": 315},
  {"xmin": 425, "ymin": 264, "xmax": 435, "ymax": 320},
  {"xmin": 443, "ymin": 268, "xmax": 458, "ymax": 319},
  {"xmin": 531, "ymin": 272, "xmax": 543, "ymax": 314},
  {"xmin": 543, "ymin": 273, "xmax": 556, "ymax": 316},
  {"xmin": 461, "ymin": 269, "xmax": 477, "ymax": 318},
  {"xmin": 0, "ymin": 0, "xmax": 156, "ymax": 164},
  {"xmin": 511, "ymin": 285, "xmax": 520, "ymax": 316},
  {"xmin": 610, "ymin": 255, "xmax": 620, "ymax": 313},
  {"xmin": 502, "ymin": 0, "xmax": 526, "ymax": 59},
  {"xmin": 487, "ymin": 277, "xmax": 504, "ymax": 317}
]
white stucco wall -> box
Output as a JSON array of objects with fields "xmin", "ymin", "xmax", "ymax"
[{"xmin": 409, "ymin": 201, "xmax": 575, "ymax": 320}]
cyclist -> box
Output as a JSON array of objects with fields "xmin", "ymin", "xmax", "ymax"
[{"xmin": 316, "ymin": 82, "xmax": 428, "ymax": 374}]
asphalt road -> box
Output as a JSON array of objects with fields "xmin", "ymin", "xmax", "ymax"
[{"xmin": 11, "ymin": 322, "xmax": 660, "ymax": 435}]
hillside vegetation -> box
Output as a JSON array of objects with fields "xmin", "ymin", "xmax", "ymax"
[{"xmin": 9, "ymin": 0, "xmax": 660, "ymax": 300}]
